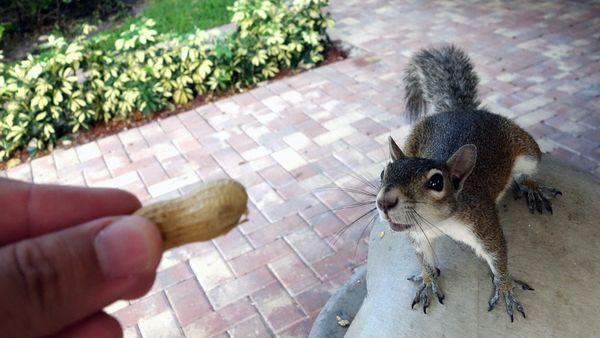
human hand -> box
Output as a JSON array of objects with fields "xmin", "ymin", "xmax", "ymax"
[{"xmin": 0, "ymin": 178, "xmax": 163, "ymax": 338}]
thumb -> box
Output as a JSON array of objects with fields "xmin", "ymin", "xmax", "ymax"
[{"xmin": 0, "ymin": 215, "xmax": 163, "ymax": 338}]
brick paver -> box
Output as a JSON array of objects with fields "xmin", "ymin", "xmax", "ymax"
[{"xmin": 2, "ymin": 0, "xmax": 600, "ymax": 337}]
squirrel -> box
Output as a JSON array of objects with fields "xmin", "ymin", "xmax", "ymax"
[{"xmin": 376, "ymin": 45, "xmax": 561, "ymax": 322}]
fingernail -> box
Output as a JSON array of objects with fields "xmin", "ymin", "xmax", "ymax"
[{"xmin": 94, "ymin": 215, "xmax": 161, "ymax": 278}]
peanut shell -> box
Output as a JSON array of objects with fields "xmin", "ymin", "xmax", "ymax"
[{"xmin": 135, "ymin": 179, "xmax": 248, "ymax": 250}]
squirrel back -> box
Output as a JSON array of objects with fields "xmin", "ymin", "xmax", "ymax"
[
  {"xmin": 404, "ymin": 45, "xmax": 481, "ymax": 122},
  {"xmin": 399, "ymin": 45, "xmax": 541, "ymax": 204}
]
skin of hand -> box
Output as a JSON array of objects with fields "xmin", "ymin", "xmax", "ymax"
[{"xmin": 0, "ymin": 178, "xmax": 164, "ymax": 338}]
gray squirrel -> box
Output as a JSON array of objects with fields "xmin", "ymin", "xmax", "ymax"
[{"xmin": 377, "ymin": 45, "xmax": 561, "ymax": 321}]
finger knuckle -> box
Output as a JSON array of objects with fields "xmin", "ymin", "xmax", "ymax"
[{"xmin": 12, "ymin": 240, "xmax": 61, "ymax": 313}]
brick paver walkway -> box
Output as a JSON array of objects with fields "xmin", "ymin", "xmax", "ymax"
[{"xmin": 2, "ymin": 1, "xmax": 600, "ymax": 337}]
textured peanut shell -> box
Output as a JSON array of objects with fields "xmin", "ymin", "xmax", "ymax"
[{"xmin": 135, "ymin": 179, "xmax": 248, "ymax": 250}]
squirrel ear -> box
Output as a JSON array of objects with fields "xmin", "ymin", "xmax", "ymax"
[
  {"xmin": 388, "ymin": 136, "xmax": 405, "ymax": 161},
  {"xmin": 446, "ymin": 144, "xmax": 477, "ymax": 191}
]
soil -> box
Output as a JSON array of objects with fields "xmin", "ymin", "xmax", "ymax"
[
  {"xmin": 1, "ymin": 1, "xmax": 144, "ymax": 62},
  {"xmin": 0, "ymin": 41, "xmax": 347, "ymax": 170}
]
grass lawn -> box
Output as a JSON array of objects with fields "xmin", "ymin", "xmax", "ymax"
[{"xmin": 98, "ymin": 0, "xmax": 235, "ymax": 48}]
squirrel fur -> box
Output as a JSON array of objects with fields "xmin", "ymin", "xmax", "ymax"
[{"xmin": 377, "ymin": 45, "xmax": 561, "ymax": 321}]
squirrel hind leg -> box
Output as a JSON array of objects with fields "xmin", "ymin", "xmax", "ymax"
[
  {"xmin": 496, "ymin": 155, "xmax": 539, "ymax": 203},
  {"xmin": 513, "ymin": 174, "xmax": 562, "ymax": 214}
]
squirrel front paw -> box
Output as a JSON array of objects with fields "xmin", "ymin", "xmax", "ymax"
[
  {"xmin": 513, "ymin": 175, "xmax": 562, "ymax": 214},
  {"xmin": 488, "ymin": 276, "xmax": 534, "ymax": 322},
  {"xmin": 407, "ymin": 268, "xmax": 444, "ymax": 313}
]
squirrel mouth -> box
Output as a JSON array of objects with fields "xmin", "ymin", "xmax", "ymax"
[{"xmin": 389, "ymin": 222, "xmax": 411, "ymax": 232}]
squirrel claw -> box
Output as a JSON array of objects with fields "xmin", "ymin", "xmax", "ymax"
[
  {"xmin": 489, "ymin": 276, "xmax": 532, "ymax": 322},
  {"xmin": 407, "ymin": 274, "xmax": 423, "ymax": 283},
  {"xmin": 513, "ymin": 279, "xmax": 534, "ymax": 291},
  {"xmin": 513, "ymin": 176, "xmax": 561, "ymax": 215},
  {"xmin": 408, "ymin": 269, "xmax": 444, "ymax": 313},
  {"xmin": 437, "ymin": 292, "xmax": 445, "ymax": 304}
]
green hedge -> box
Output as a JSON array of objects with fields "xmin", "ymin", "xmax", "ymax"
[{"xmin": 0, "ymin": 0, "xmax": 333, "ymax": 160}]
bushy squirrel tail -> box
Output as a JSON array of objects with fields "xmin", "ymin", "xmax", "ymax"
[{"xmin": 404, "ymin": 45, "xmax": 481, "ymax": 122}]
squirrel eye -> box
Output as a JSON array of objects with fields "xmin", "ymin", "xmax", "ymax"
[
  {"xmin": 380, "ymin": 170, "xmax": 384, "ymax": 180},
  {"xmin": 426, "ymin": 173, "xmax": 444, "ymax": 192}
]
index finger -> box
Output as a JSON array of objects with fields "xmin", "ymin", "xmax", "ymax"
[{"xmin": 0, "ymin": 178, "xmax": 141, "ymax": 245}]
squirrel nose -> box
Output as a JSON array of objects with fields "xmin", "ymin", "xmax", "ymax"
[{"xmin": 377, "ymin": 197, "xmax": 398, "ymax": 212}]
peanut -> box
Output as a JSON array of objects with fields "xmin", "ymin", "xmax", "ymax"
[{"xmin": 135, "ymin": 179, "xmax": 248, "ymax": 250}]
